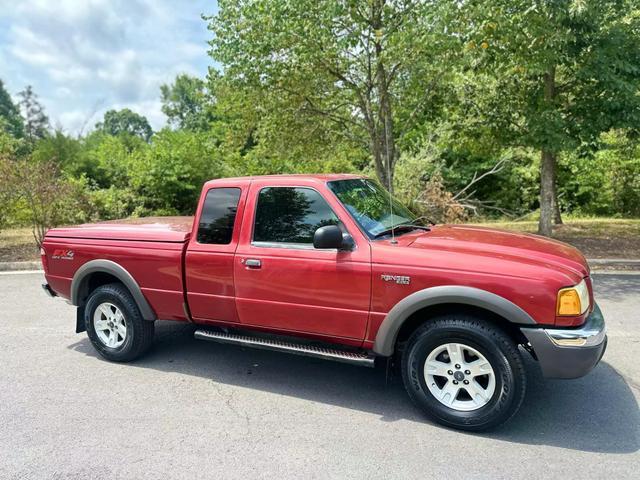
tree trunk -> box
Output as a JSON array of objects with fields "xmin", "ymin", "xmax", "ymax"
[
  {"xmin": 538, "ymin": 66, "xmax": 558, "ymax": 236},
  {"xmin": 370, "ymin": 0, "xmax": 396, "ymax": 193},
  {"xmin": 553, "ymin": 191, "xmax": 563, "ymax": 225},
  {"xmin": 538, "ymin": 149, "xmax": 556, "ymax": 236},
  {"xmin": 552, "ymin": 179, "xmax": 563, "ymax": 225}
]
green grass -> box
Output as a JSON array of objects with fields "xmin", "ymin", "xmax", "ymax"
[
  {"xmin": 472, "ymin": 217, "xmax": 640, "ymax": 238},
  {"xmin": 0, "ymin": 227, "xmax": 39, "ymax": 262},
  {"xmin": 470, "ymin": 217, "xmax": 640, "ymax": 259}
]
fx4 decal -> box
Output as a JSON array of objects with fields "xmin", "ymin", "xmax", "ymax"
[{"xmin": 52, "ymin": 249, "xmax": 74, "ymax": 260}]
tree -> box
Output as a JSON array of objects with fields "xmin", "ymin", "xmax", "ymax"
[
  {"xmin": 17, "ymin": 85, "xmax": 49, "ymax": 142},
  {"xmin": 0, "ymin": 79, "xmax": 24, "ymax": 138},
  {"xmin": 96, "ymin": 108, "xmax": 153, "ymax": 142},
  {"xmin": 207, "ymin": 0, "xmax": 457, "ymax": 191},
  {"xmin": 160, "ymin": 74, "xmax": 213, "ymax": 131},
  {"xmin": 461, "ymin": 0, "xmax": 640, "ymax": 235}
]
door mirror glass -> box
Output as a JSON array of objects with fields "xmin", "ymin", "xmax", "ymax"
[{"xmin": 313, "ymin": 225, "xmax": 344, "ymax": 249}]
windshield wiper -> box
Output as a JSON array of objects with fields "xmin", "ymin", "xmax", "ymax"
[{"xmin": 373, "ymin": 224, "xmax": 430, "ymax": 239}]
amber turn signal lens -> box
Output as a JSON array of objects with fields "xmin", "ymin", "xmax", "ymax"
[
  {"xmin": 557, "ymin": 289, "xmax": 581, "ymax": 316},
  {"xmin": 557, "ymin": 279, "xmax": 590, "ymax": 316}
]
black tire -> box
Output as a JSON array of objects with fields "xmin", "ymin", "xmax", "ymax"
[
  {"xmin": 84, "ymin": 283, "xmax": 154, "ymax": 362},
  {"xmin": 401, "ymin": 314, "xmax": 526, "ymax": 431}
]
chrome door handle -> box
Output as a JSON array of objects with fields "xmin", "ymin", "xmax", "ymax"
[{"xmin": 244, "ymin": 258, "xmax": 261, "ymax": 268}]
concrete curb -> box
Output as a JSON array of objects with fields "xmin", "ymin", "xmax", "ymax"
[
  {"xmin": 0, "ymin": 261, "xmax": 42, "ymax": 272},
  {"xmin": 588, "ymin": 258, "xmax": 640, "ymax": 266}
]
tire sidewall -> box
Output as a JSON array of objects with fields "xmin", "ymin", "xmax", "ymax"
[
  {"xmin": 403, "ymin": 322, "xmax": 522, "ymax": 430},
  {"xmin": 85, "ymin": 286, "xmax": 139, "ymax": 361}
]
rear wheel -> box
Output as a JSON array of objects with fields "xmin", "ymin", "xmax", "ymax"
[
  {"xmin": 85, "ymin": 283, "xmax": 154, "ymax": 362},
  {"xmin": 401, "ymin": 315, "xmax": 526, "ymax": 431}
]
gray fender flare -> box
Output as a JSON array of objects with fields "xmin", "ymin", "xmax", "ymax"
[
  {"xmin": 70, "ymin": 259, "xmax": 156, "ymax": 321},
  {"xmin": 372, "ymin": 285, "xmax": 536, "ymax": 356}
]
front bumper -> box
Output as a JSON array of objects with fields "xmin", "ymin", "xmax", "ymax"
[{"xmin": 520, "ymin": 303, "xmax": 607, "ymax": 379}]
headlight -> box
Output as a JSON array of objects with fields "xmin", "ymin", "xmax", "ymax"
[{"xmin": 557, "ymin": 279, "xmax": 590, "ymax": 316}]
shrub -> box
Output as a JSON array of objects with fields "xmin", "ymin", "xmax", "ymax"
[{"xmin": 10, "ymin": 158, "xmax": 92, "ymax": 247}]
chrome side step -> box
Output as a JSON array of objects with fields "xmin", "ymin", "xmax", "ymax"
[{"xmin": 194, "ymin": 329, "xmax": 375, "ymax": 367}]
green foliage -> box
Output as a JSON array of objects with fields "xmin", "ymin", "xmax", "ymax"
[
  {"xmin": 96, "ymin": 108, "xmax": 153, "ymax": 142},
  {"xmin": 559, "ymin": 131, "xmax": 640, "ymax": 217},
  {"xmin": 17, "ymin": 85, "xmax": 49, "ymax": 143},
  {"xmin": 3, "ymin": 154, "xmax": 93, "ymax": 246},
  {"xmin": 207, "ymin": 0, "xmax": 459, "ymax": 189},
  {"xmin": 128, "ymin": 129, "xmax": 226, "ymax": 215},
  {"xmin": 161, "ymin": 74, "xmax": 213, "ymax": 132},
  {"xmin": 460, "ymin": 0, "xmax": 640, "ymax": 153},
  {"xmin": 2, "ymin": 0, "xmax": 640, "ymax": 233},
  {"xmin": 0, "ymin": 80, "xmax": 24, "ymax": 138},
  {"xmin": 89, "ymin": 186, "xmax": 140, "ymax": 220}
]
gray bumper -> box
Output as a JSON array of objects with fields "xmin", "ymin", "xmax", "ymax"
[{"xmin": 520, "ymin": 303, "xmax": 607, "ymax": 379}]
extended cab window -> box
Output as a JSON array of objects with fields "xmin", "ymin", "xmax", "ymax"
[
  {"xmin": 253, "ymin": 187, "xmax": 340, "ymax": 245},
  {"xmin": 197, "ymin": 188, "xmax": 241, "ymax": 244}
]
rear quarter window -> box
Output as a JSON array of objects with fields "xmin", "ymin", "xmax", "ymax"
[{"xmin": 197, "ymin": 187, "xmax": 241, "ymax": 244}]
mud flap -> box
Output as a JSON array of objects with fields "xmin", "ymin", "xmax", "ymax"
[{"xmin": 76, "ymin": 305, "xmax": 86, "ymax": 333}]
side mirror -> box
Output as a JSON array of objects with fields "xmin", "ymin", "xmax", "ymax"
[{"xmin": 313, "ymin": 225, "xmax": 344, "ymax": 249}]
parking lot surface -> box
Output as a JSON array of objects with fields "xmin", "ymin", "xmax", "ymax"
[{"xmin": 0, "ymin": 272, "xmax": 638, "ymax": 479}]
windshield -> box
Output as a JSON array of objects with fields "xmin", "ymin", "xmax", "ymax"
[{"xmin": 327, "ymin": 178, "xmax": 416, "ymax": 238}]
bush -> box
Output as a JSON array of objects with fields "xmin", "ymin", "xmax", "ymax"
[
  {"xmin": 559, "ymin": 131, "xmax": 640, "ymax": 217},
  {"xmin": 128, "ymin": 129, "xmax": 225, "ymax": 214},
  {"xmin": 394, "ymin": 143, "xmax": 468, "ymax": 223},
  {"xmin": 10, "ymin": 158, "xmax": 92, "ymax": 247}
]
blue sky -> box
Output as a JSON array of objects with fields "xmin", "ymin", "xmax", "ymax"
[{"xmin": 0, "ymin": 0, "xmax": 218, "ymax": 133}]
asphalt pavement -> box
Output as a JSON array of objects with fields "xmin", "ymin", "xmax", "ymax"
[{"xmin": 0, "ymin": 272, "xmax": 638, "ymax": 479}]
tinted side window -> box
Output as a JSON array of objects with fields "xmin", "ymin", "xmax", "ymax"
[
  {"xmin": 197, "ymin": 188, "xmax": 241, "ymax": 244},
  {"xmin": 253, "ymin": 187, "xmax": 339, "ymax": 244}
]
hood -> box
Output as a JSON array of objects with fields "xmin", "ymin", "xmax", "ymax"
[{"xmin": 402, "ymin": 224, "xmax": 589, "ymax": 279}]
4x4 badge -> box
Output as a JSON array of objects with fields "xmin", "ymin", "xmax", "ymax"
[{"xmin": 381, "ymin": 274, "xmax": 411, "ymax": 285}]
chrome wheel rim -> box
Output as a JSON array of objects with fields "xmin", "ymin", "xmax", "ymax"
[
  {"xmin": 93, "ymin": 302, "xmax": 127, "ymax": 348},
  {"xmin": 424, "ymin": 342, "xmax": 496, "ymax": 411}
]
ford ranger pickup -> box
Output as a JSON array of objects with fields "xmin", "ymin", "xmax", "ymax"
[{"xmin": 41, "ymin": 174, "xmax": 607, "ymax": 430}]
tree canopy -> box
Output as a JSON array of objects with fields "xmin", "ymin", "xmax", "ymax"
[
  {"xmin": 207, "ymin": 0, "xmax": 459, "ymax": 191},
  {"xmin": 95, "ymin": 108, "xmax": 153, "ymax": 142},
  {"xmin": 17, "ymin": 85, "xmax": 49, "ymax": 142},
  {"xmin": 0, "ymin": 80, "xmax": 24, "ymax": 138},
  {"xmin": 160, "ymin": 74, "xmax": 213, "ymax": 132}
]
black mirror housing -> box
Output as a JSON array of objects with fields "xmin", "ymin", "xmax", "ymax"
[{"xmin": 313, "ymin": 225, "xmax": 344, "ymax": 249}]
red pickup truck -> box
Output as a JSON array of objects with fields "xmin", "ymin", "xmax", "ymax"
[{"xmin": 41, "ymin": 174, "xmax": 606, "ymax": 430}]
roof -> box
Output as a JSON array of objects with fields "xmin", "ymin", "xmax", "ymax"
[{"xmin": 203, "ymin": 173, "xmax": 366, "ymax": 188}]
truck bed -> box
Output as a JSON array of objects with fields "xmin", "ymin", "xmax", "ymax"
[
  {"xmin": 43, "ymin": 216, "xmax": 194, "ymax": 322},
  {"xmin": 46, "ymin": 216, "xmax": 194, "ymax": 243}
]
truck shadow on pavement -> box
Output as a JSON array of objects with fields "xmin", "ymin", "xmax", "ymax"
[{"xmin": 68, "ymin": 321, "xmax": 639, "ymax": 454}]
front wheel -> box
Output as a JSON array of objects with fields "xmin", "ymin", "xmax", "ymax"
[
  {"xmin": 85, "ymin": 283, "xmax": 155, "ymax": 362},
  {"xmin": 401, "ymin": 315, "xmax": 526, "ymax": 431}
]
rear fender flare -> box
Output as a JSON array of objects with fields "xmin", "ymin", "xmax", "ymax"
[
  {"xmin": 70, "ymin": 259, "xmax": 156, "ymax": 321},
  {"xmin": 372, "ymin": 285, "xmax": 536, "ymax": 356}
]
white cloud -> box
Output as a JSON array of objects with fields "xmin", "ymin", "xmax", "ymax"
[{"xmin": 0, "ymin": 0, "xmax": 216, "ymax": 133}]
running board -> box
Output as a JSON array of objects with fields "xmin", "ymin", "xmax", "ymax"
[{"xmin": 194, "ymin": 329, "xmax": 375, "ymax": 367}]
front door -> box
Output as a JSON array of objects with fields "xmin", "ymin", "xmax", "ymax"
[{"xmin": 233, "ymin": 182, "xmax": 371, "ymax": 342}]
